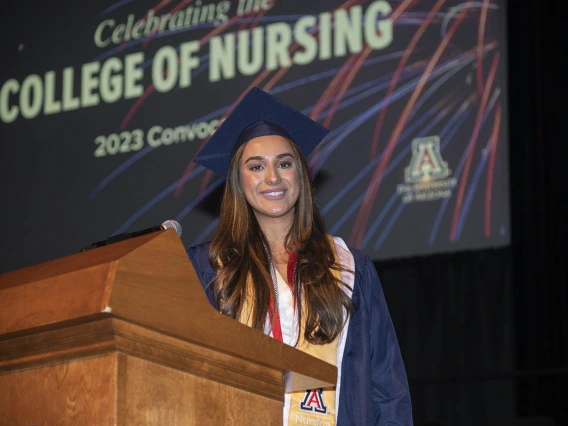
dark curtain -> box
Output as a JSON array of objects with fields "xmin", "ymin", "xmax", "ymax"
[
  {"xmin": 507, "ymin": 0, "xmax": 567, "ymax": 422},
  {"xmin": 378, "ymin": 249, "xmax": 514, "ymax": 426},
  {"xmin": 374, "ymin": 0, "xmax": 567, "ymax": 425}
]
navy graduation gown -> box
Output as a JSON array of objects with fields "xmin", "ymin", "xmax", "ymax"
[{"xmin": 187, "ymin": 242, "xmax": 413, "ymax": 425}]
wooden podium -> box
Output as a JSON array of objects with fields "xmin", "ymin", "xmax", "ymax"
[{"xmin": 0, "ymin": 230, "xmax": 336, "ymax": 425}]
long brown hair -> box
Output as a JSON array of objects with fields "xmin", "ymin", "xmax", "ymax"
[{"xmin": 209, "ymin": 138, "xmax": 353, "ymax": 345}]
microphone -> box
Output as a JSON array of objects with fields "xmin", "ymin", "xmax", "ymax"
[{"xmin": 81, "ymin": 220, "xmax": 182, "ymax": 252}]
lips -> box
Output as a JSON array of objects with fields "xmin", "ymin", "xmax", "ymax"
[{"xmin": 260, "ymin": 188, "xmax": 287, "ymax": 199}]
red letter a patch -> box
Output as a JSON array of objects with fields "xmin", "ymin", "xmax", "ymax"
[{"xmin": 299, "ymin": 389, "xmax": 328, "ymax": 414}]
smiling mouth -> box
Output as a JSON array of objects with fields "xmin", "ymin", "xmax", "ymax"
[
  {"xmin": 263, "ymin": 190, "xmax": 285, "ymax": 196},
  {"xmin": 260, "ymin": 189, "xmax": 287, "ymax": 198}
]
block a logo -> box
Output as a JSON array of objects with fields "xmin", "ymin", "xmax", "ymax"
[
  {"xmin": 405, "ymin": 136, "xmax": 450, "ymax": 183},
  {"xmin": 300, "ymin": 389, "xmax": 328, "ymax": 414},
  {"xmin": 397, "ymin": 135, "xmax": 457, "ymax": 204}
]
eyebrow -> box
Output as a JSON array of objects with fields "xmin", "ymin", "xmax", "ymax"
[{"xmin": 244, "ymin": 153, "xmax": 294, "ymax": 164}]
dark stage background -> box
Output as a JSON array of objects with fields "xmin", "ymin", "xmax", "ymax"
[{"xmin": 1, "ymin": 0, "xmax": 566, "ymax": 425}]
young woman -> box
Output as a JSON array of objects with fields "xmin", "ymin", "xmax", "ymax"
[{"xmin": 187, "ymin": 88, "xmax": 412, "ymax": 425}]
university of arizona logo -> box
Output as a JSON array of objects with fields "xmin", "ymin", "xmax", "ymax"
[
  {"xmin": 404, "ymin": 136, "xmax": 450, "ymax": 183},
  {"xmin": 397, "ymin": 135, "xmax": 456, "ymax": 204},
  {"xmin": 300, "ymin": 389, "xmax": 327, "ymax": 414}
]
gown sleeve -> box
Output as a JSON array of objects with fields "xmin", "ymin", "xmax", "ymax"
[
  {"xmin": 360, "ymin": 252, "xmax": 413, "ymax": 425},
  {"xmin": 186, "ymin": 242, "xmax": 218, "ymax": 310}
]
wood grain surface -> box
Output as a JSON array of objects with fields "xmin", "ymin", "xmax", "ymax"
[
  {"xmin": 118, "ymin": 354, "xmax": 282, "ymax": 426},
  {"xmin": 0, "ymin": 353, "xmax": 117, "ymax": 426}
]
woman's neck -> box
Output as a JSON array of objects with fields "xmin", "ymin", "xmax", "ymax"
[{"xmin": 255, "ymin": 214, "xmax": 292, "ymax": 263}]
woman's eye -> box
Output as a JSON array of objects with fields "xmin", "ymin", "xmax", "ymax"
[
  {"xmin": 279, "ymin": 161, "xmax": 292, "ymax": 168},
  {"xmin": 249, "ymin": 164, "xmax": 263, "ymax": 171}
]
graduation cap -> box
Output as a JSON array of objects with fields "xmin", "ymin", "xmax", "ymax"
[{"xmin": 193, "ymin": 87, "xmax": 329, "ymax": 176}]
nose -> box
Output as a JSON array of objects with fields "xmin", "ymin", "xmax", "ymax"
[{"xmin": 265, "ymin": 164, "xmax": 281, "ymax": 185}]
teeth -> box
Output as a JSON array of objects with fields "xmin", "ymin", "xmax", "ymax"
[{"xmin": 265, "ymin": 191, "xmax": 284, "ymax": 196}]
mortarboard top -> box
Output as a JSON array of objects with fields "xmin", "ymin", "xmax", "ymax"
[{"xmin": 193, "ymin": 87, "xmax": 329, "ymax": 176}]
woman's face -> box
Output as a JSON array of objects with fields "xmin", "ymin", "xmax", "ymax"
[{"xmin": 240, "ymin": 135, "xmax": 300, "ymax": 224}]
